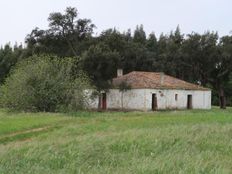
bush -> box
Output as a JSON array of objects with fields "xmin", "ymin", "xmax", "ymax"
[{"xmin": 0, "ymin": 55, "xmax": 93, "ymax": 112}]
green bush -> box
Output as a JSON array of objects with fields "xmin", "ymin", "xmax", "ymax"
[{"xmin": 0, "ymin": 55, "xmax": 93, "ymax": 112}]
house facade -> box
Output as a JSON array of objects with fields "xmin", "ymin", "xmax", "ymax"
[{"xmin": 88, "ymin": 71, "xmax": 211, "ymax": 111}]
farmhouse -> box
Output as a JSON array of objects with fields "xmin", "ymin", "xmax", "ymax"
[{"xmin": 89, "ymin": 70, "xmax": 211, "ymax": 111}]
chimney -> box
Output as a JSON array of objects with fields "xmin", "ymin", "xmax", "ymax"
[
  {"xmin": 160, "ymin": 72, "xmax": 164, "ymax": 85},
  {"xmin": 117, "ymin": 69, "xmax": 123, "ymax": 77}
]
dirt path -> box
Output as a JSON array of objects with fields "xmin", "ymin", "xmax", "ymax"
[{"xmin": 0, "ymin": 126, "xmax": 52, "ymax": 141}]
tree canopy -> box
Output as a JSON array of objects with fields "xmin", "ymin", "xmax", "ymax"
[
  {"xmin": 0, "ymin": 55, "xmax": 92, "ymax": 112},
  {"xmin": 1, "ymin": 7, "xmax": 232, "ymax": 109}
]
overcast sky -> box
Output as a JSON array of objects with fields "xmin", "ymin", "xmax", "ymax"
[{"xmin": 0, "ymin": 0, "xmax": 231, "ymax": 46}]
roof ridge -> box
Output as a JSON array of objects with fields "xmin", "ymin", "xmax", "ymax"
[{"xmin": 131, "ymin": 71, "xmax": 163, "ymax": 74}]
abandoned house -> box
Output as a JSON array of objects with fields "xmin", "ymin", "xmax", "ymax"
[{"xmin": 88, "ymin": 70, "xmax": 211, "ymax": 111}]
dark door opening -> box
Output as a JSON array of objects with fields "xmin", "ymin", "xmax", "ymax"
[
  {"xmin": 187, "ymin": 95, "xmax": 192, "ymax": 109},
  {"xmin": 102, "ymin": 93, "xmax": 107, "ymax": 110},
  {"xmin": 152, "ymin": 94, "xmax": 158, "ymax": 111}
]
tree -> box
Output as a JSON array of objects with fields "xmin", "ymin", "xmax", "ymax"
[
  {"xmin": 133, "ymin": 25, "xmax": 146, "ymax": 44},
  {"xmin": 26, "ymin": 7, "xmax": 95, "ymax": 57},
  {"xmin": 181, "ymin": 31, "xmax": 232, "ymax": 109},
  {"xmin": 99, "ymin": 29, "xmax": 128, "ymax": 54},
  {"xmin": 80, "ymin": 43, "xmax": 120, "ymax": 91},
  {"xmin": 213, "ymin": 35, "xmax": 232, "ymax": 108},
  {"xmin": 3, "ymin": 6, "xmax": 232, "ymax": 109},
  {"xmin": 167, "ymin": 26, "xmax": 184, "ymax": 78},
  {"xmin": 0, "ymin": 44, "xmax": 24, "ymax": 84},
  {"xmin": 151, "ymin": 33, "xmax": 169, "ymax": 73},
  {"xmin": 153, "ymin": 26, "xmax": 185, "ymax": 78},
  {"xmin": 48, "ymin": 7, "xmax": 95, "ymax": 57},
  {"xmin": 146, "ymin": 32, "xmax": 158, "ymax": 52},
  {"xmin": 0, "ymin": 55, "xmax": 92, "ymax": 112},
  {"xmin": 119, "ymin": 81, "xmax": 131, "ymax": 110}
]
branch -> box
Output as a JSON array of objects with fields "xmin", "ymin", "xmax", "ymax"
[{"xmin": 217, "ymin": 69, "xmax": 229, "ymax": 78}]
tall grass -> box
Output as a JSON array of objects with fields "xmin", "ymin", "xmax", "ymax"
[{"xmin": 1, "ymin": 108, "xmax": 232, "ymax": 173}]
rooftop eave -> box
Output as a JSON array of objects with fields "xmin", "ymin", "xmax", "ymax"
[{"xmin": 111, "ymin": 85, "xmax": 211, "ymax": 91}]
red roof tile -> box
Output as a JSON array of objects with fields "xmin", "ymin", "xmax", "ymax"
[{"xmin": 112, "ymin": 71, "xmax": 210, "ymax": 90}]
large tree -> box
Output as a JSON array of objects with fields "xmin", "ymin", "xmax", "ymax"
[
  {"xmin": 0, "ymin": 44, "xmax": 24, "ymax": 84},
  {"xmin": 213, "ymin": 35, "xmax": 232, "ymax": 108},
  {"xmin": 181, "ymin": 32, "xmax": 232, "ymax": 109},
  {"xmin": 2, "ymin": 6, "xmax": 232, "ymax": 109},
  {"xmin": 80, "ymin": 43, "xmax": 120, "ymax": 91},
  {"xmin": 26, "ymin": 7, "xmax": 95, "ymax": 57}
]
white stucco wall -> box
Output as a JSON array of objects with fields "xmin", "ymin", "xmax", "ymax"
[
  {"xmin": 87, "ymin": 89, "xmax": 211, "ymax": 111},
  {"xmin": 145, "ymin": 89, "xmax": 211, "ymax": 110},
  {"xmin": 107, "ymin": 89, "xmax": 147, "ymax": 110}
]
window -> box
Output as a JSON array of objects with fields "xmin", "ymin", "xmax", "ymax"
[{"xmin": 175, "ymin": 94, "xmax": 178, "ymax": 101}]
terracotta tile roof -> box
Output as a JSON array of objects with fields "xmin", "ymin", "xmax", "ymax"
[{"xmin": 112, "ymin": 71, "xmax": 210, "ymax": 91}]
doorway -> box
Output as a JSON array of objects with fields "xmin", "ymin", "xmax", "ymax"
[
  {"xmin": 152, "ymin": 94, "xmax": 158, "ymax": 111},
  {"xmin": 102, "ymin": 93, "xmax": 107, "ymax": 110},
  {"xmin": 187, "ymin": 95, "xmax": 192, "ymax": 109}
]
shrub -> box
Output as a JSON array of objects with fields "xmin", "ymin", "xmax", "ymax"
[{"xmin": 0, "ymin": 55, "xmax": 93, "ymax": 112}]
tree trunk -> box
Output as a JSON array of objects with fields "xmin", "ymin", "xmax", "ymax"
[
  {"xmin": 98, "ymin": 94, "xmax": 102, "ymax": 110},
  {"xmin": 62, "ymin": 31, "xmax": 78, "ymax": 57},
  {"xmin": 218, "ymin": 87, "xmax": 226, "ymax": 109},
  {"xmin": 121, "ymin": 92, "xmax": 124, "ymax": 110}
]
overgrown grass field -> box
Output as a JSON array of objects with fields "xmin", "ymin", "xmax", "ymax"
[{"xmin": 1, "ymin": 108, "xmax": 232, "ymax": 173}]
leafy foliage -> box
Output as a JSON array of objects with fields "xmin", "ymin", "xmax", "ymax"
[
  {"xmin": 80, "ymin": 43, "xmax": 120, "ymax": 91},
  {"xmin": 25, "ymin": 7, "xmax": 95, "ymax": 57},
  {"xmin": 0, "ymin": 44, "xmax": 23, "ymax": 84},
  {"xmin": 0, "ymin": 55, "xmax": 92, "ymax": 112},
  {"xmin": 1, "ymin": 7, "xmax": 232, "ymax": 108}
]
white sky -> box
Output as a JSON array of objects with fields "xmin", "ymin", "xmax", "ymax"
[{"xmin": 0, "ymin": 0, "xmax": 231, "ymax": 46}]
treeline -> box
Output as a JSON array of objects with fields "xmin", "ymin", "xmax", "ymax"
[{"xmin": 1, "ymin": 7, "xmax": 232, "ymax": 110}]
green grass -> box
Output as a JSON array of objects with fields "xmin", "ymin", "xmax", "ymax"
[
  {"xmin": 1, "ymin": 108, "xmax": 232, "ymax": 173},
  {"xmin": 0, "ymin": 110, "xmax": 70, "ymax": 135}
]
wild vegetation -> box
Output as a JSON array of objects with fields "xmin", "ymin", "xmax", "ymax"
[
  {"xmin": 1, "ymin": 6, "xmax": 232, "ymax": 174},
  {"xmin": 1, "ymin": 109, "xmax": 232, "ymax": 173},
  {"xmin": 1, "ymin": 7, "xmax": 232, "ymax": 111},
  {"xmin": 0, "ymin": 55, "xmax": 92, "ymax": 112}
]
